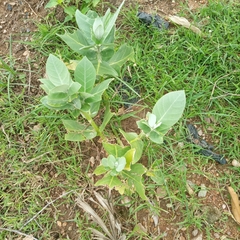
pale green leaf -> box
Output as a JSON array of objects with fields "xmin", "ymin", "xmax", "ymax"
[
  {"xmin": 65, "ymin": 133, "xmax": 85, "ymax": 141},
  {"xmin": 93, "ymin": 17, "xmax": 104, "ymax": 41},
  {"xmin": 85, "ymin": 79, "xmax": 112, "ymax": 103},
  {"xmin": 123, "ymin": 163, "xmax": 147, "ymax": 200},
  {"xmin": 45, "ymin": 0, "xmax": 61, "ymax": 8},
  {"xmin": 93, "ymin": 61, "xmax": 118, "ymax": 77},
  {"xmin": 102, "ymin": 1, "xmax": 124, "ymax": 42},
  {"xmin": 57, "ymin": 30, "xmax": 90, "ymax": 54},
  {"xmin": 102, "ymin": 155, "xmax": 115, "ymax": 169},
  {"xmin": 124, "ymin": 148, "xmax": 136, "ymax": 170},
  {"xmin": 89, "ymin": 101, "xmax": 100, "ymax": 117},
  {"xmin": 95, "ymin": 174, "xmax": 122, "ymax": 189},
  {"xmin": 136, "ymin": 119, "xmax": 151, "ymax": 134},
  {"xmin": 109, "ymin": 44, "xmax": 134, "ymax": 72},
  {"xmin": 149, "ymin": 131, "xmax": 164, "ymax": 144},
  {"xmin": 75, "ymin": 9, "xmax": 95, "ymax": 38},
  {"xmin": 102, "ymin": 142, "xmax": 130, "ymax": 157},
  {"xmin": 39, "ymin": 78, "xmax": 55, "ymax": 94},
  {"xmin": 120, "ymin": 130, "xmax": 143, "ymax": 164},
  {"xmin": 46, "ymin": 54, "xmax": 72, "ymax": 86},
  {"xmin": 115, "ymin": 157, "xmax": 126, "ymax": 172},
  {"xmin": 74, "ymin": 57, "xmax": 96, "ymax": 92},
  {"xmin": 152, "ymin": 90, "xmax": 186, "ymax": 134},
  {"xmin": 99, "ymin": 103, "xmax": 114, "ymax": 132},
  {"xmin": 93, "ymin": 165, "xmax": 108, "ymax": 175},
  {"xmin": 62, "ymin": 120, "xmax": 86, "ymax": 132}
]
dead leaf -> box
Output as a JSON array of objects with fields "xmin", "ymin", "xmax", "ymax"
[
  {"xmin": 65, "ymin": 60, "xmax": 80, "ymax": 70},
  {"xmin": 227, "ymin": 186, "xmax": 240, "ymax": 224},
  {"xmin": 169, "ymin": 15, "xmax": 202, "ymax": 35}
]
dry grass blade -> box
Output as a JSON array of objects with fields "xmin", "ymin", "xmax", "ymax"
[
  {"xmin": 76, "ymin": 191, "xmax": 126, "ymax": 240},
  {"xmin": 76, "ymin": 196, "xmax": 114, "ymax": 239},
  {"xmin": 93, "ymin": 191, "xmax": 121, "ymax": 239},
  {"xmin": 90, "ymin": 228, "xmax": 111, "ymax": 240}
]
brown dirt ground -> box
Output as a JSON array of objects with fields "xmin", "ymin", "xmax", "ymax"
[{"xmin": 1, "ymin": 0, "xmax": 239, "ymax": 240}]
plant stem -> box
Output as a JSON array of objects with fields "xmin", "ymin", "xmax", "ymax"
[
  {"xmin": 81, "ymin": 111, "xmax": 106, "ymax": 141},
  {"xmin": 96, "ymin": 45, "xmax": 102, "ymax": 74}
]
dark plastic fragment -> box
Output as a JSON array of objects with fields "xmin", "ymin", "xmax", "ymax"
[
  {"xmin": 186, "ymin": 124, "xmax": 227, "ymax": 164},
  {"xmin": 137, "ymin": 12, "xmax": 169, "ymax": 30},
  {"xmin": 199, "ymin": 149, "xmax": 227, "ymax": 165}
]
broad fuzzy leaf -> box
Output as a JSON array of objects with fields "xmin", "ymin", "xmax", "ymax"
[
  {"xmin": 109, "ymin": 44, "xmax": 134, "ymax": 73},
  {"xmin": 102, "ymin": 1, "xmax": 124, "ymax": 42},
  {"xmin": 149, "ymin": 131, "xmax": 164, "ymax": 144},
  {"xmin": 95, "ymin": 174, "xmax": 122, "ymax": 189},
  {"xmin": 74, "ymin": 57, "xmax": 96, "ymax": 92},
  {"xmin": 41, "ymin": 96, "xmax": 73, "ymax": 110},
  {"xmin": 58, "ymin": 30, "xmax": 91, "ymax": 54},
  {"xmin": 103, "ymin": 142, "xmax": 130, "ymax": 157},
  {"xmin": 120, "ymin": 130, "xmax": 143, "ymax": 164},
  {"xmin": 46, "ymin": 54, "xmax": 72, "ymax": 86},
  {"xmin": 85, "ymin": 79, "xmax": 112, "ymax": 103},
  {"xmin": 122, "ymin": 163, "xmax": 147, "ymax": 200},
  {"xmin": 40, "ymin": 78, "xmax": 55, "ymax": 94},
  {"xmin": 93, "ymin": 17, "xmax": 104, "ymax": 41},
  {"xmin": 75, "ymin": 9, "xmax": 95, "ymax": 39},
  {"xmin": 136, "ymin": 119, "xmax": 151, "ymax": 134},
  {"xmin": 62, "ymin": 120, "xmax": 97, "ymax": 141},
  {"xmin": 94, "ymin": 165, "xmax": 108, "ymax": 175},
  {"xmin": 45, "ymin": 0, "xmax": 61, "ymax": 8},
  {"xmin": 152, "ymin": 90, "xmax": 186, "ymax": 134},
  {"xmin": 93, "ymin": 61, "xmax": 118, "ymax": 77}
]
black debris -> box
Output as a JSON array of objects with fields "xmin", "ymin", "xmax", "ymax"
[
  {"xmin": 137, "ymin": 12, "xmax": 169, "ymax": 30},
  {"xmin": 186, "ymin": 124, "xmax": 227, "ymax": 164}
]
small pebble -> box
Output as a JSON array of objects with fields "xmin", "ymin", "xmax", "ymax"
[
  {"xmin": 214, "ymin": 233, "xmax": 220, "ymax": 239},
  {"xmin": 6, "ymin": 4, "xmax": 13, "ymax": 11},
  {"xmin": 57, "ymin": 220, "xmax": 62, "ymax": 227},
  {"xmin": 166, "ymin": 203, "xmax": 173, "ymax": 208},
  {"xmin": 192, "ymin": 233, "xmax": 203, "ymax": 240},
  {"xmin": 192, "ymin": 229, "xmax": 198, "ymax": 236},
  {"xmin": 198, "ymin": 184, "xmax": 207, "ymax": 198},
  {"xmin": 222, "ymin": 204, "xmax": 226, "ymax": 210},
  {"xmin": 232, "ymin": 160, "xmax": 240, "ymax": 167}
]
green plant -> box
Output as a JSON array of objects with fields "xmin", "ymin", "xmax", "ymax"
[
  {"xmin": 40, "ymin": 1, "xmax": 186, "ymax": 200},
  {"xmin": 45, "ymin": 0, "xmax": 101, "ymax": 22}
]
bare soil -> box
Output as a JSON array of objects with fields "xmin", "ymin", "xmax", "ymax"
[{"xmin": 1, "ymin": 0, "xmax": 239, "ymax": 240}]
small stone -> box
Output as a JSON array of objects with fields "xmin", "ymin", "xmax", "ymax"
[
  {"xmin": 6, "ymin": 4, "xmax": 13, "ymax": 11},
  {"xmin": 192, "ymin": 233, "xmax": 203, "ymax": 240},
  {"xmin": 166, "ymin": 203, "xmax": 173, "ymax": 208},
  {"xmin": 192, "ymin": 229, "xmax": 198, "ymax": 237},
  {"xmin": 202, "ymin": 206, "xmax": 221, "ymax": 224},
  {"xmin": 213, "ymin": 233, "xmax": 220, "ymax": 238},
  {"xmin": 198, "ymin": 129, "xmax": 203, "ymax": 136},
  {"xmin": 232, "ymin": 160, "xmax": 240, "ymax": 167},
  {"xmin": 222, "ymin": 204, "xmax": 226, "ymax": 210},
  {"xmin": 57, "ymin": 220, "xmax": 62, "ymax": 227},
  {"xmin": 198, "ymin": 184, "xmax": 207, "ymax": 198},
  {"xmin": 178, "ymin": 142, "xmax": 184, "ymax": 148}
]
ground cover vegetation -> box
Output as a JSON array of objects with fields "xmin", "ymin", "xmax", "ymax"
[{"xmin": 0, "ymin": 0, "xmax": 239, "ymax": 239}]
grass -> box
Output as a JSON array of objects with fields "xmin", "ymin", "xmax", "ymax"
[{"xmin": 1, "ymin": 0, "xmax": 240, "ymax": 239}]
